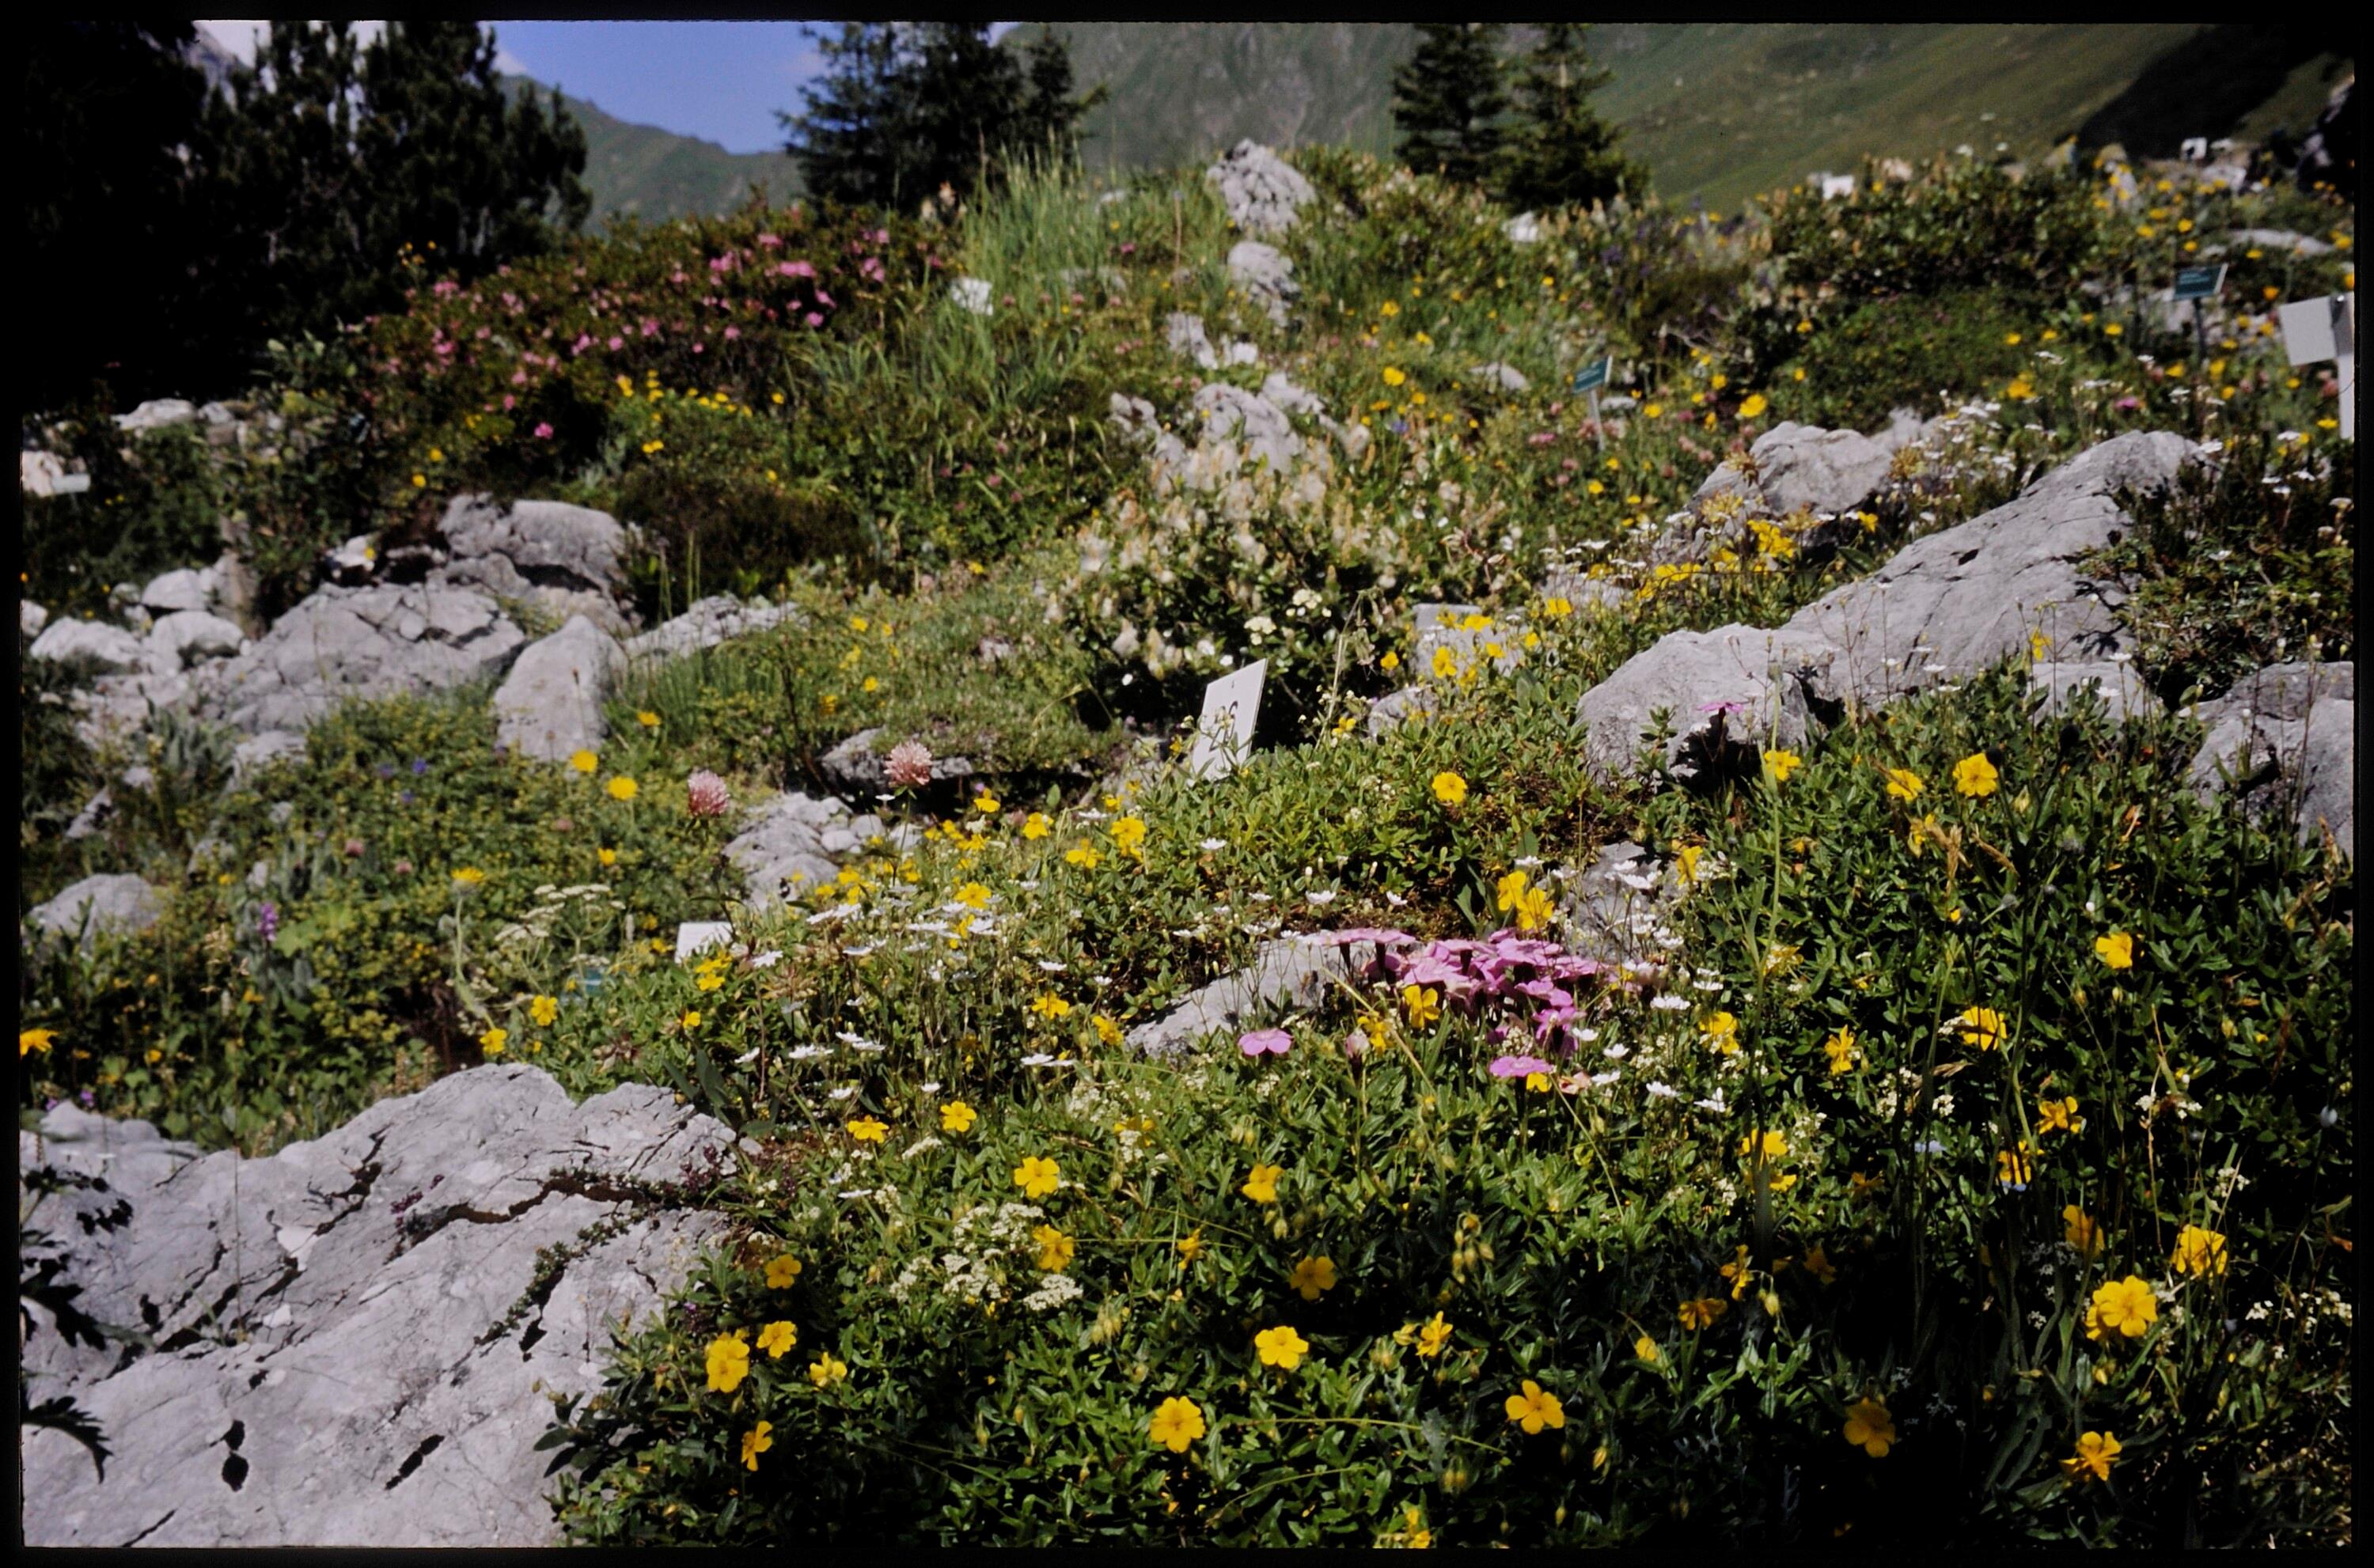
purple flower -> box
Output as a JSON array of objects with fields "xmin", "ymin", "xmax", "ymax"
[
  {"xmin": 399, "ymin": 790, "xmax": 415, "ymax": 805},
  {"xmin": 411, "ymin": 759, "xmax": 429, "ymax": 775},
  {"xmin": 78, "ymin": 1088, "xmax": 97, "ymax": 1108},
  {"xmin": 1315, "ymin": 927, "xmax": 1418, "ymax": 947},
  {"xmin": 375, "ymin": 763, "xmax": 396, "ymax": 780},
  {"xmin": 1488, "ymin": 1054, "xmax": 1555, "ymax": 1079},
  {"xmin": 1238, "ymin": 1028, "xmax": 1292, "ymax": 1059},
  {"xmin": 257, "ymin": 901, "xmax": 279, "ymax": 942}
]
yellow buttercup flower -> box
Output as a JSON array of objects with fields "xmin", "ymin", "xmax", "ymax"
[
  {"xmin": 847, "ymin": 1116, "xmax": 888, "ymax": 1143},
  {"xmin": 1883, "ymin": 767, "xmax": 1925, "ymax": 801},
  {"xmin": 1762, "ymin": 748, "xmax": 1802, "ymax": 783},
  {"xmin": 1014, "ymin": 1155, "xmax": 1061, "ymax": 1199},
  {"xmin": 1033, "ymin": 1224, "xmax": 1076, "ymax": 1272},
  {"xmin": 1678, "ymin": 1297, "xmax": 1727, "ymax": 1331},
  {"xmin": 480, "ymin": 1026, "xmax": 508, "ymax": 1057},
  {"xmin": 1241, "ymin": 1163, "xmax": 1283, "ymax": 1204},
  {"xmin": 2062, "ymin": 1205, "xmax": 2104, "ymax": 1258},
  {"xmin": 1149, "ymin": 1395, "xmax": 1206, "ymax": 1452},
  {"xmin": 1022, "ymin": 812, "xmax": 1052, "ymax": 839},
  {"xmin": 1401, "ymin": 984, "xmax": 1442, "ymax": 1029},
  {"xmin": 1633, "ymin": 1334, "xmax": 1659, "ymax": 1362},
  {"xmin": 940, "ymin": 1100, "xmax": 979, "ymax": 1134},
  {"xmin": 21, "ymin": 1028, "xmax": 56, "ymax": 1058},
  {"xmin": 809, "ymin": 1352, "xmax": 848, "ymax": 1388},
  {"xmin": 1290, "ymin": 1256, "xmax": 1338, "ymax": 1301},
  {"xmin": 569, "ymin": 749, "xmax": 598, "ymax": 775},
  {"xmin": 741, "ymin": 1420, "xmax": 774, "ymax": 1471},
  {"xmin": 2086, "ymin": 1274, "xmax": 2159, "ymax": 1340},
  {"xmin": 1504, "ymin": 1379, "xmax": 1566, "ymax": 1434},
  {"xmin": 1700, "ymin": 1010, "xmax": 1739, "ymax": 1055},
  {"xmin": 2061, "ymin": 1430, "xmax": 2122, "ymax": 1483},
  {"xmin": 1415, "ymin": 1312, "xmax": 1453, "ymax": 1358},
  {"xmin": 2170, "ymin": 1223, "xmax": 2228, "ymax": 1278},
  {"xmin": 1738, "ymin": 392, "xmax": 1769, "ymax": 419},
  {"xmin": 1255, "ymin": 1324, "xmax": 1310, "ymax": 1371},
  {"xmin": 1842, "ymin": 1397, "xmax": 1895, "ymax": 1457},
  {"xmin": 607, "ymin": 775, "xmax": 639, "ymax": 801},
  {"xmin": 450, "ymin": 866, "xmax": 486, "ymax": 887},
  {"xmin": 757, "ymin": 1320, "xmax": 798, "ymax": 1358},
  {"xmin": 766, "ymin": 1254, "xmax": 803, "ymax": 1289},
  {"xmin": 1952, "ymin": 752, "xmax": 1998, "ymax": 797},
  {"xmin": 1430, "ymin": 771, "xmax": 1468, "ymax": 806},
  {"xmin": 705, "ymin": 1331, "xmax": 752, "ymax": 1393},
  {"xmin": 1822, "ymin": 1027, "xmax": 1858, "ymax": 1075},
  {"xmin": 1955, "ymin": 1006, "xmax": 2007, "ymax": 1051},
  {"xmin": 2094, "ymin": 931, "xmax": 2134, "ymax": 970}
]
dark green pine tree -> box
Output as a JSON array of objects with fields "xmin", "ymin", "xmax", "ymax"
[
  {"xmin": 1391, "ymin": 23, "xmax": 1509, "ymax": 188},
  {"xmin": 783, "ymin": 23, "xmax": 917, "ymax": 210},
  {"xmin": 22, "ymin": 21, "xmax": 214, "ymax": 406},
  {"xmin": 1500, "ymin": 23, "xmax": 1644, "ymax": 213},
  {"xmin": 1013, "ymin": 27, "xmax": 1109, "ymax": 167},
  {"xmin": 901, "ymin": 22, "xmax": 1026, "ymax": 199}
]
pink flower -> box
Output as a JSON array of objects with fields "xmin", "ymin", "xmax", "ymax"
[
  {"xmin": 804, "ymin": 312, "xmax": 824, "ymax": 328},
  {"xmin": 884, "ymin": 740, "xmax": 934, "ymax": 790},
  {"xmin": 1488, "ymin": 1054, "xmax": 1555, "ymax": 1079},
  {"xmin": 814, "ymin": 289, "xmax": 833, "ymax": 308},
  {"xmin": 607, "ymin": 335, "xmax": 624, "ymax": 350},
  {"xmin": 723, "ymin": 325, "xmax": 741, "ymax": 340},
  {"xmin": 777, "ymin": 259, "xmax": 817, "ymax": 280},
  {"xmin": 685, "ymin": 770, "xmax": 732, "ymax": 818},
  {"xmin": 533, "ymin": 422, "xmax": 555, "ymax": 439},
  {"xmin": 502, "ymin": 394, "xmax": 516, "ymax": 411},
  {"xmin": 757, "ymin": 233, "xmax": 783, "ymax": 249},
  {"xmin": 692, "ymin": 342, "xmax": 706, "ymax": 354},
  {"xmin": 1238, "ymin": 1028, "xmax": 1291, "ymax": 1059}
]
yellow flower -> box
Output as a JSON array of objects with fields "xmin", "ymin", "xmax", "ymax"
[
  {"xmin": 1995, "ymin": 1142, "xmax": 2036, "ymax": 1187},
  {"xmin": 1290, "ymin": 1256, "xmax": 1339, "ymax": 1301},
  {"xmin": 1430, "ymin": 771, "xmax": 1468, "ymax": 806},
  {"xmin": 1737, "ymin": 1129, "xmax": 1788, "ymax": 1161},
  {"xmin": 681, "ymin": 1009, "xmax": 702, "ymax": 1031},
  {"xmin": 1678, "ymin": 1297, "xmax": 1728, "ymax": 1331},
  {"xmin": 972, "ymin": 793, "xmax": 1000, "ymax": 815},
  {"xmin": 1064, "ymin": 843, "xmax": 1102, "ymax": 870},
  {"xmin": 848, "ymin": 1116, "xmax": 888, "ymax": 1143},
  {"xmin": 1803, "ymin": 1243, "xmax": 1837, "ymax": 1285},
  {"xmin": 1033, "ymin": 1224, "xmax": 1077, "ymax": 1272},
  {"xmin": 480, "ymin": 1026, "xmax": 508, "ymax": 1057},
  {"xmin": 1644, "ymin": 401, "xmax": 1663, "ymax": 418},
  {"xmin": 696, "ymin": 971, "xmax": 724, "ymax": 993},
  {"xmin": 1415, "ymin": 1312, "xmax": 1453, "ymax": 1358},
  {"xmin": 1382, "ymin": 366, "xmax": 1407, "ymax": 387},
  {"xmin": 1955, "ymin": 1006, "xmax": 2007, "ymax": 1051},
  {"xmin": 757, "ymin": 1320, "xmax": 798, "ymax": 1358},
  {"xmin": 1883, "ymin": 767, "xmax": 1925, "ymax": 801},
  {"xmin": 2094, "ymin": 931, "xmax": 2134, "ymax": 971},
  {"xmin": 607, "ymin": 775, "xmax": 639, "ymax": 801},
  {"xmin": 741, "ymin": 1420, "xmax": 775, "ymax": 1471},
  {"xmin": 1738, "ymin": 393, "xmax": 1769, "ymax": 419},
  {"xmin": 1762, "ymin": 748, "xmax": 1802, "ymax": 783},
  {"xmin": 21, "ymin": 1028, "xmax": 56, "ymax": 1058},
  {"xmin": 568, "ymin": 749, "xmax": 598, "ymax": 775},
  {"xmin": 1633, "ymin": 1334, "xmax": 1659, "ymax": 1362},
  {"xmin": 1093, "ymin": 1014, "xmax": 1124, "ymax": 1047},
  {"xmin": 597, "ymin": 847, "xmax": 618, "ymax": 867},
  {"xmin": 1014, "ymin": 1155, "xmax": 1061, "ymax": 1199},
  {"xmin": 2061, "ymin": 1430, "xmax": 2122, "ymax": 1484},
  {"xmin": 1401, "ymin": 984, "xmax": 1442, "ymax": 1029},
  {"xmin": 940, "ymin": 1100, "xmax": 978, "ymax": 1134},
  {"xmin": 2062, "ymin": 1205, "xmax": 2104, "ymax": 1259},
  {"xmin": 1109, "ymin": 816, "xmax": 1147, "ymax": 856},
  {"xmin": 2005, "ymin": 377, "xmax": 2035, "ymax": 401},
  {"xmin": 705, "ymin": 1331, "xmax": 752, "ymax": 1393},
  {"xmin": 953, "ymin": 881, "xmax": 992, "ymax": 910},
  {"xmin": 1149, "ymin": 1396, "xmax": 1207, "ymax": 1452},
  {"xmin": 1177, "ymin": 1228, "xmax": 1205, "ymax": 1264},
  {"xmin": 809, "ymin": 1352, "xmax": 849, "ymax": 1388},
  {"xmin": 766, "ymin": 1253, "xmax": 803, "ymax": 1289},
  {"xmin": 1504, "ymin": 1379, "xmax": 1566, "ymax": 1434},
  {"xmin": 1255, "ymin": 1324, "xmax": 1310, "ymax": 1371},
  {"xmin": 2037, "ymin": 1096, "xmax": 2083, "ymax": 1134},
  {"xmin": 1430, "ymin": 645, "xmax": 1460, "ymax": 680},
  {"xmin": 450, "ymin": 866, "xmax": 487, "ymax": 887},
  {"xmin": 1700, "ymin": 1011, "xmax": 1739, "ymax": 1055},
  {"xmin": 636, "ymin": 710, "xmax": 661, "ymax": 728},
  {"xmin": 2170, "ymin": 1223, "xmax": 2228, "ymax": 1278},
  {"xmin": 1842, "ymin": 1397, "xmax": 1895, "ymax": 1457},
  {"xmin": 1952, "ymin": 752, "xmax": 1998, "ymax": 797},
  {"xmin": 2086, "ymin": 1274, "xmax": 2159, "ymax": 1340},
  {"xmin": 1822, "ymin": 1027, "xmax": 1858, "ymax": 1075},
  {"xmin": 1022, "ymin": 811, "xmax": 1052, "ymax": 839},
  {"xmin": 1031, "ymin": 994, "xmax": 1072, "ymax": 1020},
  {"xmin": 1241, "ymin": 1162, "xmax": 1283, "ymax": 1204}
]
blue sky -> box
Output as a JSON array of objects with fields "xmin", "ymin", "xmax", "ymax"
[{"xmin": 201, "ymin": 21, "xmax": 1016, "ymax": 155}]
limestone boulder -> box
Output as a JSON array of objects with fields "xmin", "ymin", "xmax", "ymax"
[
  {"xmin": 2185, "ymin": 661, "xmax": 2353, "ymax": 856},
  {"xmin": 1226, "ymin": 240, "xmax": 1299, "ymax": 324},
  {"xmin": 199, "ymin": 583, "xmax": 527, "ymax": 735},
  {"xmin": 27, "ymin": 873, "xmax": 166, "ymax": 950},
  {"xmin": 431, "ymin": 495, "xmax": 632, "ymax": 634},
  {"xmin": 491, "ymin": 615, "xmax": 624, "ymax": 763},
  {"xmin": 30, "ymin": 619, "xmax": 148, "ymax": 676},
  {"xmin": 624, "ymin": 595, "xmax": 802, "ymax": 664},
  {"xmin": 1204, "ymin": 141, "xmax": 1315, "ymax": 235}
]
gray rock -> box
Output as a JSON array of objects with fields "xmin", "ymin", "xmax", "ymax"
[
  {"xmin": 1872, "ymin": 407, "xmax": 1932, "ymax": 454},
  {"xmin": 817, "ymin": 729, "xmax": 973, "ymax": 796},
  {"xmin": 199, "ymin": 583, "xmax": 528, "ymax": 735},
  {"xmin": 432, "ymin": 495, "xmax": 631, "ymax": 634},
  {"xmin": 948, "ymin": 275, "xmax": 994, "ymax": 315},
  {"xmin": 22, "ymin": 599, "xmax": 50, "ymax": 638},
  {"xmin": 141, "ymin": 567, "xmax": 219, "ymax": 615},
  {"xmin": 63, "ymin": 787, "xmax": 114, "ymax": 843},
  {"xmin": 624, "ymin": 594, "xmax": 802, "ymax": 663},
  {"xmin": 1128, "ymin": 934, "xmax": 1376, "ymax": 1059},
  {"xmin": 1227, "ymin": 240, "xmax": 1299, "ymax": 324},
  {"xmin": 491, "ymin": 615, "xmax": 623, "ymax": 763},
  {"xmin": 70, "ymin": 668, "xmax": 199, "ymax": 752},
  {"xmin": 1166, "ymin": 312, "xmax": 1220, "ymax": 369},
  {"xmin": 2185, "ymin": 662, "xmax": 2353, "ymax": 856},
  {"xmin": 1470, "ymin": 362, "xmax": 1530, "ymax": 392},
  {"xmin": 230, "ymin": 729, "xmax": 309, "ymax": 783},
  {"xmin": 146, "ymin": 609, "xmax": 248, "ymax": 668},
  {"xmin": 1560, "ymin": 841, "xmax": 1685, "ymax": 973},
  {"xmin": 114, "ymin": 398, "xmax": 199, "ymax": 434},
  {"xmin": 2227, "ymin": 227, "xmax": 2332, "ymax": 257},
  {"xmin": 1746, "ymin": 421, "xmax": 1898, "ymax": 515},
  {"xmin": 723, "ymin": 791, "xmax": 856, "ymax": 908},
  {"xmin": 1193, "ymin": 382, "xmax": 1303, "ymax": 473},
  {"xmin": 1504, "ymin": 212, "xmax": 1542, "ymax": 245},
  {"xmin": 323, "ymin": 534, "xmax": 379, "ymax": 585},
  {"xmin": 1365, "ymin": 684, "xmax": 1438, "ymax": 737},
  {"xmin": 1413, "ymin": 601, "xmax": 1523, "ymax": 676},
  {"xmin": 1108, "ymin": 393, "xmax": 1162, "ymax": 446},
  {"xmin": 30, "ymin": 619, "xmax": 149, "ymax": 676},
  {"xmin": 1580, "ymin": 431, "xmax": 2196, "ymax": 780},
  {"xmin": 17, "ymin": 1066, "xmax": 734, "ymax": 1547},
  {"xmin": 28, "ymin": 873, "xmax": 165, "ymax": 949},
  {"xmin": 1204, "ymin": 141, "xmax": 1315, "ymax": 236},
  {"xmin": 21, "ymin": 449, "xmax": 89, "ymax": 498},
  {"xmin": 2028, "ymin": 660, "xmax": 2163, "ymax": 724}
]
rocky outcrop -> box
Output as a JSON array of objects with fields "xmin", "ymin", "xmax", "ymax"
[
  {"xmin": 624, "ymin": 594, "xmax": 803, "ymax": 664},
  {"xmin": 1227, "ymin": 240, "xmax": 1299, "ymax": 324},
  {"xmin": 1205, "ymin": 141, "xmax": 1315, "ymax": 236},
  {"xmin": 491, "ymin": 615, "xmax": 624, "ymax": 763},
  {"xmin": 199, "ymin": 583, "xmax": 527, "ymax": 736},
  {"xmin": 17, "ymin": 1067, "xmax": 737, "ymax": 1547},
  {"xmin": 724, "ymin": 791, "xmax": 909, "ymax": 909},
  {"xmin": 1128, "ymin": 934, "xmax": 1382, "ymax": 1059},
  {"xmin": 30, "ymin": 619, "xmax": 149, "ymax": 675},
  {"xmin": 1580, "ymin": 431, "xmax": 2197, "ymax": 780},
  {"xmin": 25, "ymin": 873, "xmax": 167, "ymax": 950},
  {"xmin": 1690, "ymin": 419, "xmax": 1908, "ymax": 519},
  {"xmin": 817, "ymin": 728, "xmax": 974, "ymax": 796},
  {"xmin": 431, "ymin": 495, "xmax": 633, "ymax": 635},
  {"xmin": 1469, "ymin": 362, "xmax": 1530, "ymax": 392},
  {"xmin": 146, "ymin": 610, "xmax": 248, "ymax": 670},
  {"xmin": 2186, "ymin": 661, "xmax": 2354, "ymax": 856},
  {"xmin": 1165, "ymin": 311, "xmax": 1258, "ymax": 370}
]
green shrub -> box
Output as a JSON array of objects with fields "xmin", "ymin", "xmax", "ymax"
[
  {"xmin": 22, "ymin": 417, "xmax": 225, "ymax": 619},
  {"xmin": 1765, "ymin": 157, "xmax": 2105, "ymax": 305}
]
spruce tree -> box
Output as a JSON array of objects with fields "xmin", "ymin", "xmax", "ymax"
[
  {"xmin": 1014, "ymin": 27, "xmax": 1109, "ymax": 166},
  {"xmin": 1391, "ymin": 23, "xmax": 1508, "ymax": 188},
  {"xmin": 1500, "ymin": 23, "xmax": 1644, "ymax": 213}
]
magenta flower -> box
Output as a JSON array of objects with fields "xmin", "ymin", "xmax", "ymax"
[
  {"xmin": 685, "ymin": 770, "xmax": 731, "ymax": 818},
  {"xmin": 1488, "ymin": 1054, "xmax": 1554, "ymax": 1079},
  {"xmin": 1238, "ymin": 1028, "xmax": 1291, "ymax": 1059},
  {"xmin": 533, "ymin": 422, "xmax": 555, "ymax": 440}
]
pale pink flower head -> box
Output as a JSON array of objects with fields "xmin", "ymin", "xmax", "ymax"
[
  {"xmin": 1238, "ymin": 1028, "xmax": 1291, "ymax": 1059},
  {"xmin": 885, "ymin": 740, "xmax": 934, "ymax": 790},
  {"xmin": 685, "ymin": 770, "xmax": 731, "ymax": 818}
]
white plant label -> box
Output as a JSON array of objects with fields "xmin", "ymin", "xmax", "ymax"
[
  {"xmin": 1188, "ymin": 658, "xmax": 1266, "ymax": 781},
  {"xmin": 675, "ymin": 921, "xmax": 734, "ymax": 963}
]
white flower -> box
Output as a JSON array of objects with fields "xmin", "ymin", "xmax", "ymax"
[
  {"xmin": 751, "ymin": 949, "xmax": 784, "ymax": 968},
  {"xmin": 827, "ymin": 1085, "xmax": 860, "ymax": 1102},
  {"xmin": 1591, "ymin": 1070, "xmax": 1621, "ymax": 1086},
  {"xmin": 920, "ymin": 1081, "xmax": 942, "ymax": 1094},
  {"xmin": 1037, "ymin": 960, "xmax": 1068, "ymax": 972},
  {"xmin": 734, "ymin": 1046, "xmax": 762, "ymax": 1066},
  {"xmin": 1649, "ymin": 994, "xmax": 1690, "ymax": 1011},
  {"xmin": 1645, "ymin": 1081, "xmax": 1679, "ymax": 1099},
  {"xmin": 1021, "ymin": 1052, "xmax": 1067, "ymax": 1068},
  {"xmin": 1199, "ymin": 838, "xmax": 1229, "ymax": 852},
  {"xmin": 787, "ymin": 1044, "xmax": 832, "ymax": 1062},
  {"xmin": 836, "ymin": 1030, "xmax": 878, "ymax": 1047},
  {"xmin": 1306, "ymin": 890, "xmax": 1337, "ymax": 906},
  {"xmin": 1601, "ymin": 1042, "xmax": 1627, "ymax": 1059},
  {"xmin": 1694, "ymin": 1089, "xmax": 1729, "ymax": 1112},
  {"xmin": 1021, "ymin": 1272, "xmax": 1085, "ymax": 1312}
]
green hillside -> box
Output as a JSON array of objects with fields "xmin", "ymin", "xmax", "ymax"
[
  {"xmin": 1037, "ymin": 22, "xmax": 2350, "ymax": 212},
  {"xmin": 507, "ymin": 75, "xmax": 802, "ymax": 225}
]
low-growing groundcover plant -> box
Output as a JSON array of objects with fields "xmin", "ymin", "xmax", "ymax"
[{"xmin": 532, "ymin": 663, "xmax": 2350, "ymax": 1547}]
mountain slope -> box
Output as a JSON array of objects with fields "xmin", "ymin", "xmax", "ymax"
[
  {"xmin": 1037, "ymin": 22, "xmax": 2351, "ymax": 211},
  {"xmin": 506, "ymin": 75, "xmax": 802, "ymax": 225}
]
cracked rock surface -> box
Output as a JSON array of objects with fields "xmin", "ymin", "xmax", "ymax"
[
  {"xmin": 18, "ymin": 1066, "xmax": 734, "ymax": 1547},
  {"xmin": 197, "ymin": 582, "xmax": 528, "ymax": 736}
]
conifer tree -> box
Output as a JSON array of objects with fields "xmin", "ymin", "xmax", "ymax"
[
  {"xmin": 1390, "ymin": 24, "xmax": 1508, "ymax": 188},
  {"xmin": 1500, "ymin": 23, "xmax": 1644, "ymax": 212}
]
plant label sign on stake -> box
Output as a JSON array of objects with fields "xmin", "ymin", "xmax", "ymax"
[
  {"xmin": 1187, "ymin": 658, "xmax": 1266, "ymax": 782},
  {"xmin": 675, "ymin": 921, "xmax": 734, "ymax": 963},
  {"xmin": 2278, "ymin": 292, "xmax": 2357, "ymax": 440},
  {"xmin": 1572, "ymin": 356, "xmax": 1614, "ymax": 450}
]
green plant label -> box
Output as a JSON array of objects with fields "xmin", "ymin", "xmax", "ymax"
[
  {"xmin": 1570, "ymin": 356, "xmax": 1614, "ymax": 393},
  {"xmin": 2171, "ymin": 263, "xmax": 2226, "ymax": 303}
]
